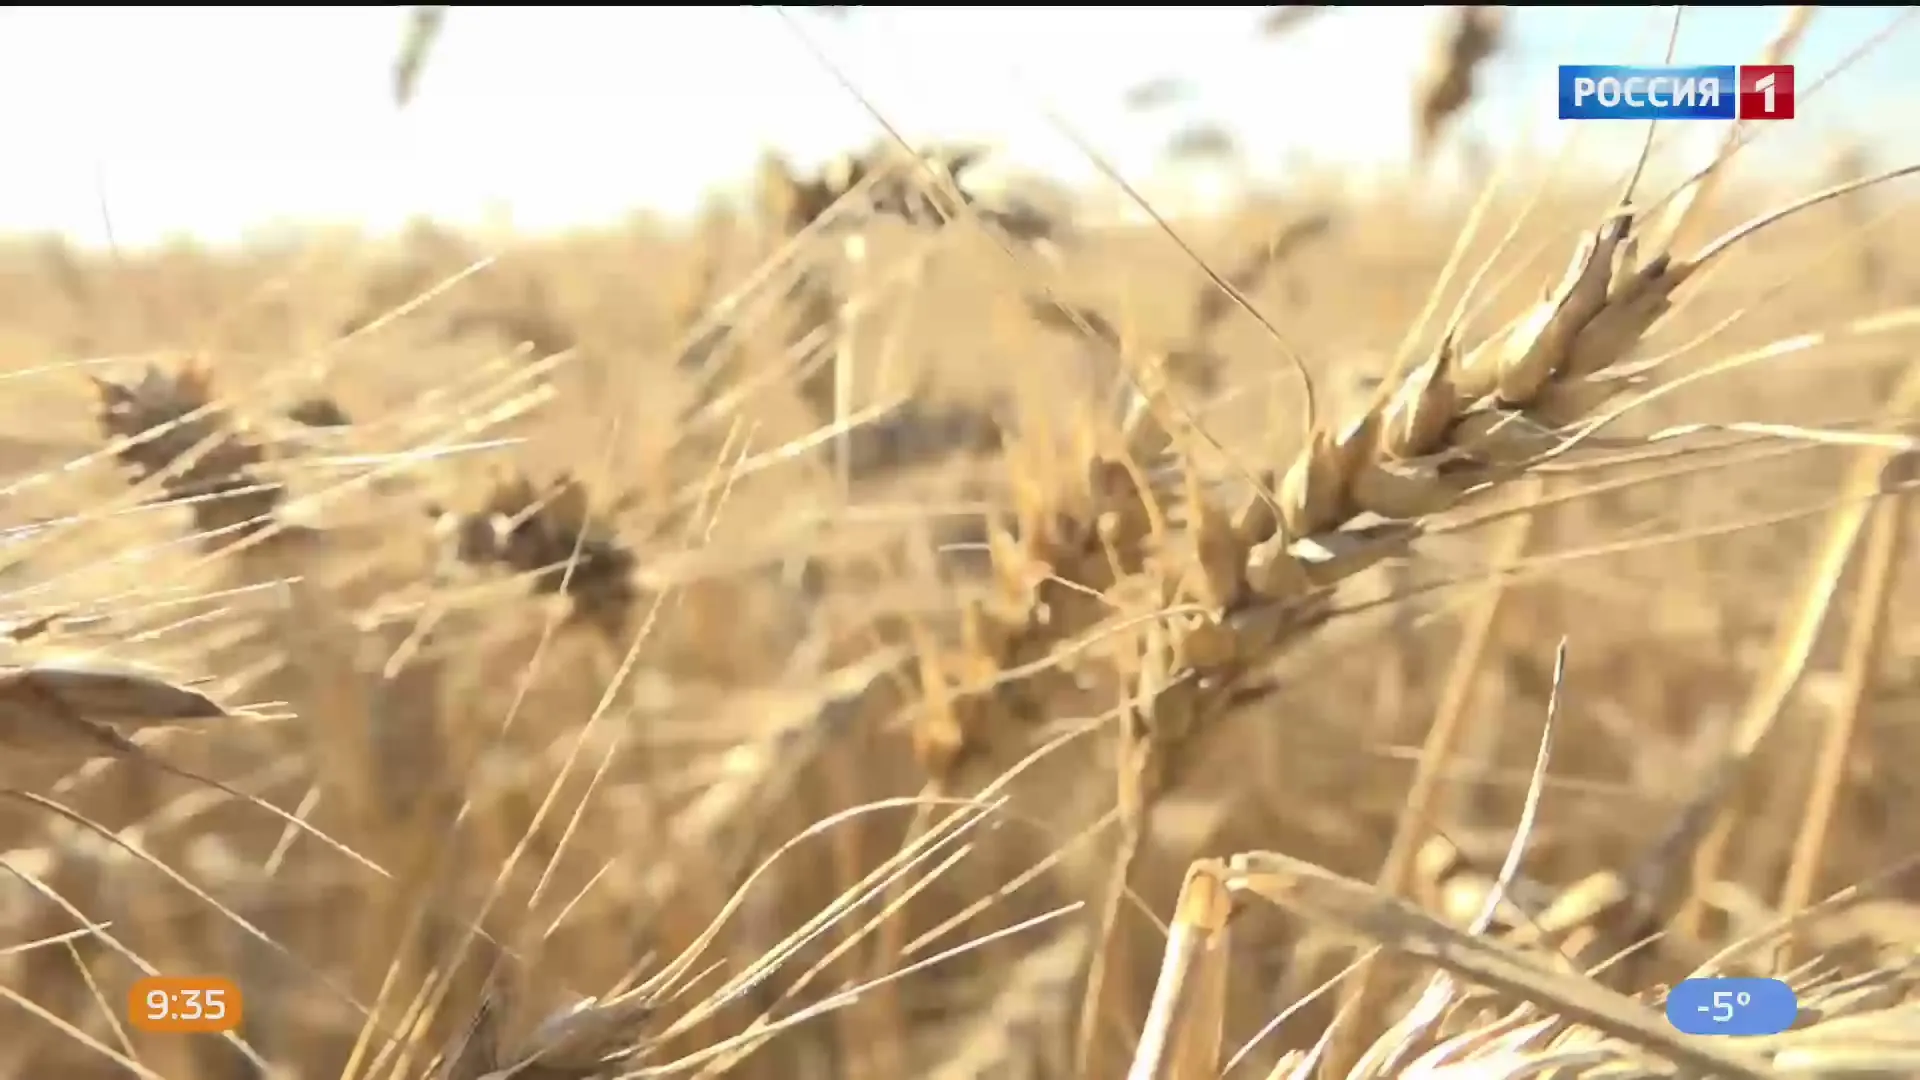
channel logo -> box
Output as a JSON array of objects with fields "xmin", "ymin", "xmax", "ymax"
[{"xmin": 1559, "ymin": 64, "xmax": 1794, "ymax": 121}]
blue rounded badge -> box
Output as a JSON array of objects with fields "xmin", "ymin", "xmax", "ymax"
[{"xmin": 1665, "ymin": 977, "xmax": 1797, "ymax": 1036}]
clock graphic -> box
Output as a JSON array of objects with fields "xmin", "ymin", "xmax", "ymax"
[{"xmin": 128, "ymin": 976, "xmax": 244, "ymax": 1033}]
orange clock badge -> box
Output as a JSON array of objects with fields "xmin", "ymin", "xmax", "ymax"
[{"xmin": 128, "ymin": 976, "xmax": 243, "ymax": 1034}]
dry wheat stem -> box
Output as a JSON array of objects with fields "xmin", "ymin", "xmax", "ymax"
[
  {"xmin": 368, "ymin": 404, "xmax": 746, "ymax": 1079},
  {"xmin": 1674, "ymin": 358, "xmax": 1920, "ymax": 939},
  {"xmin": 1326, "ymin": 488, "xmax": 1538, "ymax": 1076},
  {"xmin": 59, "ymin": 937, "xmax": 134, "ymax": 1069},
  {"xmin": 1350, "ymin": 639, "xmax": 1567, "ymax": 1080},
  {"xmin": 1779, "ymin": 494, "xmax": 1904, "ymax": 942},
  {"xmin": 1222, "ymin": 851, "xmax": 1779, "ymax": 1079},
  {"xmin": 1128, "ymin": 861, "xmax": 1232, "ymax": 1080}
]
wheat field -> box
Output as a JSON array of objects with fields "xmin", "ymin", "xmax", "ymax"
[{"xmin": 2, "ymin": 9, "xmax": 1920, "ymax": 1079}]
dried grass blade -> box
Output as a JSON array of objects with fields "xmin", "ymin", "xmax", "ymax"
[
  {"xmin": 1779, "ymin": 493, "xmax": 1904, "ymax": 941},
  {"xmin": 1222, "ymin": 851, "xmax": 1779, "ymax": 1080}
]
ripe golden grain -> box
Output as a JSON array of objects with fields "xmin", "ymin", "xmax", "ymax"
[{"xmin": 1, "ymin": 19, "xmax": 1918, "ymax": 1079}]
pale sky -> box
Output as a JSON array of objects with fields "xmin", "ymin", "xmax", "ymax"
[{"xmin": 0, "ymin": 6, "xmax": 1914, "ymax": 248}]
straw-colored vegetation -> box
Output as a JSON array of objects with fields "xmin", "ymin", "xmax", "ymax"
[{"xmin": 3, "ymin": 7, "xmax": 1920, "ymax": 1078}]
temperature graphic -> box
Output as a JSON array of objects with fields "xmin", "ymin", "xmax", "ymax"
[{"xmin": 1665, "ymin": 977, "xmax": 1796, "ymax": 1036}]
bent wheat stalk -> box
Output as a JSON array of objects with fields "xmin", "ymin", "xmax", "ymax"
[{"xmin": 1139, "ymin": 852, "xmax": 1779, "ymax": 1080}]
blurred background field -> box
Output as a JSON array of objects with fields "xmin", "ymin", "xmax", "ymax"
[{"xmin": 2, "ymin": 7, "xmax": 1920, "ymax": 1079}]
